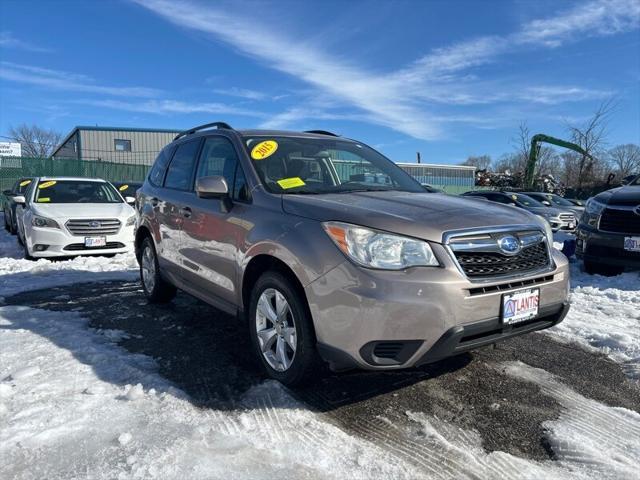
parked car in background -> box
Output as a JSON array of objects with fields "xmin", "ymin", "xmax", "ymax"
[
  {"xmin": 523, "ymin": 192, "xmax": 584, "ymax": 216},
  {"xmin": 462, "ymin": 191, "xmax": 577, "ymax": 232},
  {"xmin": 112, "ymin": 181, "xmax": 143, "ymax": 199},
  {"xmin": 576, "ymin": 174, "xmax": 640, "ymax": 275},
  {"xmin": 135, "ymin": 123, "xmax": 570, "ymax": 386},
  {"xmin": 2, "ymin": 177, "xmax": 35, "ymax": 234},
  {"xmin": 13, "ymin": 177, "xmax": 136, "ymax": 259},
  {"xmin": 565, "ymin": 198, "xmax": 585, "ymax": 208}
]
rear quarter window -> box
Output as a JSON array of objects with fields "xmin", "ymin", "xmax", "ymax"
[{"xmin": 148, "ymin": 147, "xmax": 174, "ymax": 186}]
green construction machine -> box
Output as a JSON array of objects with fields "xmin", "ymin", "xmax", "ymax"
[{"xmin": 524, "ymin": 134, "xmax": 592, "ymax": 189}]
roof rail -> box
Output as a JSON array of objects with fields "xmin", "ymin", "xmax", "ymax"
[
  {"xmin": 304, "ymin": 130, "xmax": 339, "ymax": 137},
  {"xmin": 174, "ymin": 122, "xmax": 233, "ymax": 141}
]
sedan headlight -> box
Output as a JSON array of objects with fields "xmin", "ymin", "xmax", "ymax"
[
  {"xmin": 322, "ymin": 221, "xmax": 439, "ymax": 270},
  {"xmin": 125, "ymin": 214, "xmax": 137, "ymax": 226},
  {"xmin": 32, "ymin": 216, "xmax": 59, "ymax": 229},
  {"xmin": 582, "ymin": 198, "xmax": 606, "ymax": 227}
]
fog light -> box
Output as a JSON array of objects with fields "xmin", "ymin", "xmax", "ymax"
[{"xmin": 34, "ymin": 244, "xmax": 49, "ymax": 251}]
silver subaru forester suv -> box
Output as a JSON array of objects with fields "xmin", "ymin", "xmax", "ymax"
[{"xmin": 135, "ymin": 122, "xmax": 570, "ymax": 385}]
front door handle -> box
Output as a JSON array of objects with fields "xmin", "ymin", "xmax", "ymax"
[
  {"xmin": 150, "ymin": 197, "xmax": 159, "ymax": 207},
  {"xmin": 180, "ymin": 206, "xmax": 192, "ymax": 218}
]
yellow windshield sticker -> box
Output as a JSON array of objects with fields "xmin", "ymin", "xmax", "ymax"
[
  {"xmin": 119, "ymin": 184, "xmax": 129, "ymax": 191},
  {"xmin": 511, "ymin": 194, "xmax": 518, "ymax": 200},
  {"xmin": 39, "ymin": 181, "xmax": 57, "ymax": 189},
  {"xmin": 19, "ymin": 180, "xmax": 32, "ymax": 187},
  {"xmin": 277, "ymin": 177, "xmax": 305, "ymax": 189},
  {"xmin": 37, "ymin": 197, "xmax": 51, "ymax": 202},
  {"xmin": 251, "ymin": 140, "xmax": 278, "ymax": 160}
]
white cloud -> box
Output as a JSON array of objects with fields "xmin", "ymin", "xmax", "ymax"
[
  {"xmin": 0, "ymin": 31, "xmax": 52, "ymax": 53},
  {"xmin": 78, "ymin": 99, "xmax": 266, "ymax": 118},
  {"xmin": 213, "ymin": 87, "xmax": 268, "ymax": 101},
  {"xmin": 0, "ymin": 61, "xmax": 160, "ymax": 97},
  {"xmin": 132, "ymin": 0, "xmax": 638, "ymax": 139}
]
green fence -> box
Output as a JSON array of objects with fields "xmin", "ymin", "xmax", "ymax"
[{"xmin": 0, "ymin": 156, "xmax": 151, "ymax": 194}]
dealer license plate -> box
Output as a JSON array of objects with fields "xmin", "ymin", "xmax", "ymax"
[
  {"xmin": 502, "ymin": 288, "xmax": 540, "ymax": 325},
  {"xmin": 623, "ymin": 237, "xmax": 640, "ymax": 252},
  {"xmin": 85, "ymin": 236, "xmax": 106, "ymax": 247}
]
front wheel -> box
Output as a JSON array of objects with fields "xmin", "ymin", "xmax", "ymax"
[
  {"xmin": 140, "ymin": 236, "xmax": 177, "ymax": 303},
  {"xmin": 249, "ymin": 272, "xmax": 320, "ymax": 386}
]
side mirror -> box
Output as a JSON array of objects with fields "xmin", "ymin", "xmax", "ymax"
[
  {"xmin": 196, "ymin": 176, "xmax": 229, "ymax": 198},
  {"xmin": 542, "ymin": 200, "xmax": 552, "ymax": 206},
  {"xmin": 125, "ymin": 196, "xmax": 135, "ymax": 205},
  {"xmin": 13, "ymin": 195, "xmax": 26, "ymax": 204},
  {"xmin": 509, "ymin": 202, "xmax": 517, "ymax": 206},
  {"xmin": 196, "ymin": 175, "xmax": 232, "ymax": 213}
]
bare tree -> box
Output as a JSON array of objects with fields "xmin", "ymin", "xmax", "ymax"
[
  {"xmin": 8, "ymin": 124, "xmax": 62, "ymax": 158},
  {"xmin": 510, "ymin": 122, "xmax": 531, "ymax": 174},
  {"xmin": 608, "ymin": 144, "xmax": 640, "ymax": 179},
  {"xmin": 462, "ymin": 155, "xmax": 492, "ymax": 170},
  {"xmin": 566, "ymin": 99, "xmax": 616, "ymax": 191}
]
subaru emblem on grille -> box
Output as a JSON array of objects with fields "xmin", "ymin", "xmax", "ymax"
[
  {"xmin": 497, "ymin": 235, "xmax": 521, "ymax": 255},
  {"xmin": 634, "ymin": 205, "xmax": 640, "ymax": 216},
  {"xmin": 89, "ymin": 221, "xmax": 101, "ymax": 228}
]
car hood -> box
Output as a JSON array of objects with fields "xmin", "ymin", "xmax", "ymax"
[
  {"xmin": 595, "ymin": 185, "xmax": 640, "ymax": 206},
  {"xmin": 282, "ymin": 191, "xmax": 538, "ymax": 243},
  {"xmin": 31, "ymin": 202, "xmax": 134, "ymax": 220},
  {"xmin": 525, "ymin": 206, "xmax": 570, "ymax": 217}
]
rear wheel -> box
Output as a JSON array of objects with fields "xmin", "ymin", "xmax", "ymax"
[
  {"xmin": 583, "ymin": 259, "xmax": 623, "ymax": 276},
  {"xmin": 249, "ymin": 271, "xmax": 320, "ymax": 386},
  {"xmin": 140, "ymin": 236, "xmax": 177, "ymax": 303},
  {"xmin": 3, "ymin": 209, "xmax": 10, "ymax": 232}
]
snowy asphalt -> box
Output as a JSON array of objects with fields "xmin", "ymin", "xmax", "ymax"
[{"xmin": 5, "ymin": 279, "xmax": 639, "ymax": 464}]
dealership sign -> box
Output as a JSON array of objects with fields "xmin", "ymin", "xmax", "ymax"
[{"xmin": 0, "ymin": 142, "xmax": 22, "ymax": 157}]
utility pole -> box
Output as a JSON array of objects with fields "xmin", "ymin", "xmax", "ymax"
[{"xmin": 416, "ymin": 152, "xmax": 421, "ymax": 164}]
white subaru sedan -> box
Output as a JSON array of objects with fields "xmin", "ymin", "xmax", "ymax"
[{"xmin": 13, "ymin": 177, "xmax": 136, "ymax": 259}]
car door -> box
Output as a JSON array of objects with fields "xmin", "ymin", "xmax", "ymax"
[
  {"xmin": 179, "ymin": 135, "xmax": 251, "ymax": 312},
  {"xmin": 158, "ymin": 139, "xmax": 202, "ymax": 273}
]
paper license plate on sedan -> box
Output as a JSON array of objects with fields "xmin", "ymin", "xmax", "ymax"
[
  {"xmin": 502, "ymin": 288, "xmax": 539, "ymax": 325},
  {"xmin": 624, "ymin": 237, "xmax": 640, "ymax": 252},
  {"xmin": 85, "ymin": 236, "xmax": 106, "ymax": 247}
]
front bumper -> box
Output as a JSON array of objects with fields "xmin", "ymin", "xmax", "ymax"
[
  {"xmin": 25, "ymin": 224, "xmax": 135, "ymax": 258},
  {"xmin": 576, "ymin": 224, "xmax": 640, "ymax": 268},
  {"xmin": 306, "ymin": 245, "xmax": 570, "ymax": 371}
]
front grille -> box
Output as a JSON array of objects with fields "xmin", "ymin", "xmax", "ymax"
[
  {"xmin": 559, "ymin": 213, "xmax": 575, "ymax": 222},
  {"xmin": 64, "ymin": 242, "xmax": 125, "ymax": 251},
  {"xmin": 599, "ymin": 208, "xmax": 640, "ymax": 234},
  {"xmin": 454, "ymin": 242, "xmax": 550, "ymax": 278},
  {"xmin": 468, "ymin": 274, "xmax": 555, "ymax": 296},
  {"xmin": 65, "ymin": 218, "xmax": 121, "ymax": 236}
]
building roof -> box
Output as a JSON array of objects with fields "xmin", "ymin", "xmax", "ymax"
[{"xmin": 52, "ymin": 125, "xmax": 183, "ymax": 158}]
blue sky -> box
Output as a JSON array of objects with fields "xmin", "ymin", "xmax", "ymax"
[{"xmin": 0, "ymin": 0, "xmax": 638, "ymax": 163}]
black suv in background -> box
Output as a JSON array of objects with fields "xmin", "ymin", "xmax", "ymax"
[
  {"xmin": 576, "ymin": 175, "xmax": 640, "ymax": 275},
  {"xmin": 3, "ymin": 177, "xmax": 34, "ymax": 234}
]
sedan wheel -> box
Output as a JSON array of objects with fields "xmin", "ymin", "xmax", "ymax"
[
  {"xmin": 141, "ymin": 244, "xmax": 156, "ymax": 293},
  {"xmin": 255, "ymin": 288, "xmax": 297, "ymax": 372}
]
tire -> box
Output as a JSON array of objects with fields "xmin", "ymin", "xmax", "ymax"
[
  {"xmin": 249, "ymin": 271, "xmax": 321, "ymax": 386},
  {"xmin": 22, "ymin": 236, "xmax": 34, "ymax": 261},
  {"xmin": 139, "ymin": 236, "xmax": 177, "ymax": 303},
  {"xmin": 583, "ymin": 259, "xmax": 623, "ymax": 276},
  {"xmin": 3, "ymin": 209, "xmax": 9, "ymax": 232}
]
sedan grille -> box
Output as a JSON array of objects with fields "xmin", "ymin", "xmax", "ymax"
[
  {"xmin": 65, "ymin": 218, "xmax": 121, "ymax": 236},
  {"xmin": 559, "ymin": 213, "xmax": 575, "ymax": 222},
  {"xmin": 64, "ymin": 242, "xmax": 125, "ymax": 251},
  {"xmin": 599, "ymin": 208, "xmax": 640, "ymax": 234}
]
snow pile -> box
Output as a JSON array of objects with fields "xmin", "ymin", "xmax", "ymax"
[
  {"xmin": 0, "ymin": 218, "xmax": 138, "ymax": 297},
  {"xmin": 0, "ymin": 305, "xmax": 421, "ymax": 480},
  {"xmin": 546, "ymin": 234, "xmax": 640, "ymax": 379}
]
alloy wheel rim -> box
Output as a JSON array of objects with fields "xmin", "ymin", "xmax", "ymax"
[
  {"xmin": 255, "ymin": 288, "xmax": 297, "ymax": 372},
  {"xmin": 141, "ymin": 245, "xmax": 156, "ymax": 293}
]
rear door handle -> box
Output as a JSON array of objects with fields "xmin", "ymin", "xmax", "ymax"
[
  {"xmin": 179, "ymin": 206, "xmax": 192, "ymax": 218},
  {"xmin": 150, "ymin": 197, "xmax": 159, "ymax": 207}
]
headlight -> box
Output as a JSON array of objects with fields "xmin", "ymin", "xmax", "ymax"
[
  {"xmin": 125, "ymin": 214, "xmax": 137, "ymax": 226},
  {"xmin": 32, "ymin": 216, "xmax": 59, "ymax": 228},
  {"xmin": 322, "ymin": 221, "xmax": 439, "ymax": 269},
  {"xmin": 582, "ymin": 198, "xmax": 606, "ymax": 227},
  {"xmin": 535, "ymin": 215, "xmax": 554, "ymax": 243}
]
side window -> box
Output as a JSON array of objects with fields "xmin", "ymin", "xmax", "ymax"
[
  {"xmin": 195, "ymin": 136, "xmax": 250, "ymax": 202},
  {"xmin": 149, "ymin": 147, "xmax": 174, "ymax": 186},
  {"xmin": 164, "ymin": 140, "xmax": 201, "ymax": 191},
  {"xmin": 491, "ymin": 194, "xmax": 511, "ymax": 204}
]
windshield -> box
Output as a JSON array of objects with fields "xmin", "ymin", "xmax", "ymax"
[
  {"xmin": 631, "ymin": 175, "xmax": 640, "ymax": 186},
  {"xmin": 113, "ymin": 183, "xmax": 142, "ymax": 197},
  {"xmin": 16, "ymin": 178, "xmax": 33, "ymax": 194},
  {"xmin": 549, "ymin": 195, "xmax": 575, "ymax": 207},
  {"xmin": 33, "ymin": 180, "xmax": 123, "ymax": 204},
  {"xmin": 510, "ymin": 193, "xmax": 546, "ymax": 207},
  {"xmin": 242, "ymin": 136, "xmax": 423, "ymax": 194}
]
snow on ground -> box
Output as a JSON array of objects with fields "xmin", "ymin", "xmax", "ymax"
[{"xmin": 1, "ymin": 214, "xmax": 639, "ymax": 479}]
